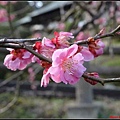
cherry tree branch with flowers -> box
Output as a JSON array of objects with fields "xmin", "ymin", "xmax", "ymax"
[{"xmin": 0, "ymin": 25, "xmax": 120, "ymax": 87}]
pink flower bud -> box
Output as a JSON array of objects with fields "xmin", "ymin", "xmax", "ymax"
[{"xmin": 84, "ymin": 72, "xmax": 99, "ymax": 85}]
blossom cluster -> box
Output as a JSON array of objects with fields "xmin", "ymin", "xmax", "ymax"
[{"xmin": 3, "ymin": 31, "xmax": 105, "ymax": 87}]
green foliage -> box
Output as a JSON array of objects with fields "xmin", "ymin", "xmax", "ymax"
[
  {"xmin": 0, "ymin": 93, "xmax": 69, "ymax": 118},
  {"xmin": 0, "ymin": 93, "xmax": 120, "ymax": 118}
]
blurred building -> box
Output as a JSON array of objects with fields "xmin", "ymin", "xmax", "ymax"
[{"xmin": 15, "ymin": 1, "xmax": 73, "ymax": 27}]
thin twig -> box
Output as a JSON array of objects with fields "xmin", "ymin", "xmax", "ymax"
[
  {"xmin": 0, "ymin": 25, "xmax": 119, "ymax": 64},
  {"xmin": 22, "ymin": 44, "xmax": 52, "ymax": 63},
  {"xmin": 82, "ymin": 73, "xmax": 120, "ymax": 86},
  {"xmin": 72, "ymin": 25, "xmax": 120, "ymax": 45},
  {"xmin": 0, "ymin": 38, "xmax": 42, "ymax": 44}
]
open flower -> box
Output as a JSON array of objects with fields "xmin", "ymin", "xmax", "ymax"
[
  {"xmin": 32, "ymin": 37, "xmax": 56, "ymax": 67},
  {"xmin": 77, "ymin": 46, "xmax": 94, "ymax": 61},
  {"xmin": 50, "ymin": 44, "xmax": 86, "ymax": 85},
  {"xmin": 4, "ymin": 48, "xmax": 32, "ymax": 71},
  {"xmin": 41, "ymin": 44, "xmax": 86, "ymax": 87},
  {"xmin": 41, "ymin": 37, "xmax": 56, "ymax": 58},
  {"xmin": 52, "ymin": 31, "xmax": 74, "ymax": 48}
]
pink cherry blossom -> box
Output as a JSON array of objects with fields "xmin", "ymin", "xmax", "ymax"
[
  {"xmin": 50, "ymin": 44, "xmax": 86, "ymax": 84},
  {"xmin": 32, "ymin": 37, "xmax": 56, "ymax": 65},
  {"xmin": 32, "ymin": 41, "xmax": 41, "ymax": 63},
  {"xmin": 52, "ymin": 31, "xmax": 74, "ymax": 48},
  {"xmin": 41, "ymin": 44, "xmax": 86, "ymax": 87},
  {"xmin": 88, "ymin": 38, "xmax": 105, "ymax": 57},
  {"xmin": 41, "ymin": 68, "xmax": 51, "ymax": 87},
  {"xmin": 77, "ymin": 46, "xmax": 94, "ymax": 61},
  {"xmin": 4, "ymin": 49, "xmax": 32, "ymax": 71}
]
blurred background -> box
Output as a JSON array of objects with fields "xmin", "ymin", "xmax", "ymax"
[{"xmin": 0, "ymin": 1, "xmax": 120, "ymax": 118}]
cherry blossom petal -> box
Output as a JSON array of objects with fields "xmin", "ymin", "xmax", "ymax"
[
  {"xmin": 64, "ymin": 71, "xmax": 79, "ymax": 84},
  {"xmin": 49, "ymin": 66, "xmax": 62, "ymax": 83},
  {"xmin": 52, "ymin": 49, "xmax": 67, "ymax": 66},
  {"xmin": 80, "ymin": 47, "xmax": 94, "ymax": 61},
  {"xmin": 41, "ymin": 71, "xmax": 50, "ymax": 87},
  {"xmin": 66, "ymin": 44, "xmax": 78, "ymax": 58},
  {"xmin": 9, "ymin": 58, "xmax": 20, "ymax": 71},
  {"xmin": 23, "ymin": 51, "xmax": 31, "ymax": 59}
]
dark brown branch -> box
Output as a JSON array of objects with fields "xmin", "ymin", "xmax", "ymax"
[
  {"xmin": 0, "ymin": 25, "xmax": 119, "ymax": 66},
  {"xmin": 0, "ymin": 43, "xmax": 52, "ymax": 63},
  {"xmin": 0, "ymin": 38, "xmax": 42, "ymax": 44},
  {"xmin": 23, "ymin": 44, "xmax": 52, "ymax": 63},
  {"xmin": 72, "ymin": 25, "xmax": 120, "ymax": 45},
  {"xmin": 82, "ymin": 73, "xmax": 120, "ymax": 86},
  {"xmin": 0, "ymin": 26, "xmax": 120, "ymax": 85},
  {"xmin": 0, "ymin": 43, "xmax": 22, "ymax": 49},
  {"xmin": 0, "ymin": 25, "xmax": 119, "ymax": 64}
]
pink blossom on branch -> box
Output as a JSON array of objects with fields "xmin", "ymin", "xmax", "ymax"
[
  {"xmin": 32, "ymin": 41, "xmax": 42, "ymax": 64},
  {"xmin": 88, "ymin": 37, "xmax": 105, "ymax": 57},
  {"xmin": 77, "ymin": 46, "xmax": 94, "ymax": 61},
  {"xmin": 41, "ymin": 44, "xmax": 86, "ymax": 87},
  {"xmin": 4, "ymin": 48, "xmax": 33, "ymax": 71},
  {"xmin": 32, "ymin": 37, "xmax": 56, "ymax": 65},
  {"xmin": 41, "ymin": 67, "xmax": 51, "ymax": 87},
  {"xmin": 52, "ymin": 31, "xmax": 74, "ymax": 48},
  {"xmin": 75, "ymin": 32, "xmax": 94, "ymax": 61}
]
